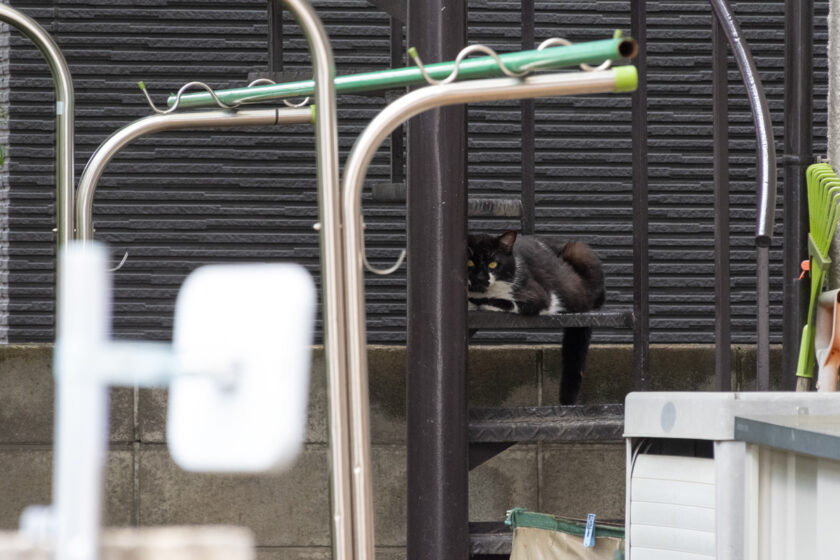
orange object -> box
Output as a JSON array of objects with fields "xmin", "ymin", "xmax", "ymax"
[{"xmin": 800, "ymin": 259, "xmax": 811, "ymax": 280}]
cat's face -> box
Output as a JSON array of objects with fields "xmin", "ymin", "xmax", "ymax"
[{"xmin": 467, "ymin": 231, "xmax": 517, "ymax": 293}]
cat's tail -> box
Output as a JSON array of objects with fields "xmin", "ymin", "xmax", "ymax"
[
  {"xmin": 561, "ymin": 326, "xmax": 592, "ymax": 405},
  {"xmin": 561, "ymin": 241, "xmax": 605, "ymax": 309}
]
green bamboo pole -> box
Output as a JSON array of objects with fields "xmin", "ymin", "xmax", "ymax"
[{"xmin": 166, "ymin": 36, "xmax": 637, "ymax": 109}]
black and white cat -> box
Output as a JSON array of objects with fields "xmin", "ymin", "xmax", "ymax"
[{"xmin": 467, "ymin": 230, "xmax": 605, "ymax": 404}]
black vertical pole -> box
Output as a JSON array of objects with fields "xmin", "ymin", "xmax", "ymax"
[
  {"xmin": 406, "ymin": 0, "xmax": 468, "ymax": 558},
  {"xmin": 520, "ymin": 0, "xmax": 536, "ymax": 235},
  {"xmin": 390, "ymin": 17, "xmax": 405, "ymax": 184},
  {"xmin": 712, "ymin": 17, "xmax": 731, "ymax": 391},
  {"xmin": 630, "ymin": 0, "xmax": 650, "ymax": 390},
  {"xmin": 268, "ymin": 1, "xmax": 284, "ymax": 74},
  {"xmin": 783, "ymin": 0, "xmax": 813, "ymax": 390}
]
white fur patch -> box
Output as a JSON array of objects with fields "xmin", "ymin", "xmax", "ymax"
[
  {"xmin": 482, "ymin": 277, "xmax": 515, "ymax": 300},
  {"xmin": 539, "ymin": 292, "xmax": 565, "ymax": 316}
]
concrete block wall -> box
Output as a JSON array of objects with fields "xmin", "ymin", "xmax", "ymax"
[{"xmin": 0, "ymin": 343, "xmax": 783, "ymax": 557}]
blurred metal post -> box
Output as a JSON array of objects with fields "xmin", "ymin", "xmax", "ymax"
[
  {"xmin": 783, "ymin": 0, "xmax": 813, "ymax": 390},
  {"xmin": 406, "ymin": 0, "xmax": 469, "ymax": 558},
  {"xmin": 712, "ymin": 17, "xmax": 732, "ymax": 391}
]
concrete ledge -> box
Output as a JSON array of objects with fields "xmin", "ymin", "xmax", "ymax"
[
  {"xmin": 0, "ymin": 342, "xmax": 786, "ymax": 553},
  {"xmin": 0, "ymin": 526, "xmax": 254, "ymax": 559},
  {"xmin": 0, "ymin": 345, "xmax": 133, "ymax": 444}
]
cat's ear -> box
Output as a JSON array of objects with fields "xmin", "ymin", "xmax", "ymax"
[
  {"xmin": 498, "ymin": 231, "xmax": 517, "ymax": 253},
  {"xmin": 466, "ymin": 235, "xmax": 476, "ymax": 256}
]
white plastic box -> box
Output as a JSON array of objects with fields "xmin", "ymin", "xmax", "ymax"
[{"xmin": 624, "ymin": 392, "xmax": 840, "ymax": 560}]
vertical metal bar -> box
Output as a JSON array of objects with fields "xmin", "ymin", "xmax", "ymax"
[
  {"xmin": 278, "ymin": 1, "xmax": 352, "ymax": 558},
  {"xmin": 0, "ymin": 4, "xmax": 75, "ymax": 307},
  {"xmin": 757, "ymin": 246, "xmax": 770, "ymax": 390},
  {"xmin": 783, "ymin": 0, "xmax": 813, "ymax": 390},
  {"xmin": 53, "ymin": 244, "xmax": 110, "ymax": 560},
  {"xmin": 520, "ymin": 0, "xmax": 536, "ymax": 235},
  {"xmin": 406, "ymin": 0, "xmax": 468, "ymax": 558},
  {"xmin": 390, "ymin": 17, "xmax": 405, "ymax": 183},
  {"xmin": 268, "ymin": 0, "xmax": 284, "ymax": 73},
  {"xmin": 713, "ymin": 17, "xmax": 732, "ymax": 391},
  {"xmin": 630, "ymin": 0, "xmax": 650, "ymax": 391}
]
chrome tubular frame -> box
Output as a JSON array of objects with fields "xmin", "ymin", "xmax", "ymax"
[
  {"xmin": 0, "ymin": 5, "xmax": 75, "ymax": 249},
  {"xmin": 71, "ymin": 0, "xmax": 352, "ymax": 558},
  {"xmin": 342, "ymin": 69, "xmax": 634, "ymax": 559}
]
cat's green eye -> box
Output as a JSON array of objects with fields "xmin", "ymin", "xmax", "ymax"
[
  {"xmin": 467, "ymin": 259, "xmax": 475, "ymax": 268},
  {"xmin": 488, "ymin": 261, "xmax": 498, "ymax": 269}
]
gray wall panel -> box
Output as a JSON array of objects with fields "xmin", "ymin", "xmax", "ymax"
[{"xmin": 1, "ymin": 0, "xmax": 829, "ymax": 346}]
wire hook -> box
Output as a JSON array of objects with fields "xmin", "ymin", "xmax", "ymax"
[
  {"xmin": 246, "ymin": 78, "xmax": 310, "ymax": 107},
  {"xmin": 108, "ymin": 251, "xmax": 129, "ymax": 272},
  {"xmin": 528, "ymin": 38, "xmax": 612, "ymax": 72},
  {"xmin": 363, "ymin": 246, "xmax": 407, "ymax": 276},
  {"xmin": 358, "ymin": 219, "xmax": 407, "ymax": 275},
  {"xmin": 408, "ymin": 43, "xmax": 531, "ymax": 86},
  {"xmin": 138, "ymin": 81, "xmax": 241, "ymax": 114}
]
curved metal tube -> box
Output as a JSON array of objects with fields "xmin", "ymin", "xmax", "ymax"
[
  {"xmin": 0, "ymin": 5, "xmax": 75, "ymax": 250},
  {"xmin": 276, "ymin": 3, "xmax": 353, "ymax": 560},
  {"xmin": 75, "ymin": 108, "xmax": 312, "ymax": 241},
  {"xmin": 341, "ymin": 69, "xmax": 634, "ymax": 559},
  {"xmin": 710, "ymin": 0, "xmax": 776, "ymax": 388},
  {"xmin": 710, "ymin": 0, "xmax": 777, "ymax": 246}
]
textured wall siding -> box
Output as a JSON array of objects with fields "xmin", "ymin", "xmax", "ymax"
[
  {"xmin": 1, "ymin": 0, "xmax": 830, "ymax": 345},
  {"xmin": 0, "ymin": 19, "xmax": 8, "ymax": 344}
]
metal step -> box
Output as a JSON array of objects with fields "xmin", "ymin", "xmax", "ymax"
[
  {"xmin": 371, "ymin": 182, "xmax": 406, "ymax": 201},
  {"xmin": 365, "ymin": 0, "xmax": 405, "ymax": 23},
  {"xmin": 469, "ymin": 308, "xmax": 634, "ymax": 330},
  {"xmin": 469, "ymin": 403, "xmax": 624, "ymax": 444},
  {"xmin": 370, "ymin": 182, "xmax": 522, "ymax": 218},
  {"xmin": 469, "ymin": 522, "xmax": 511, "ymax": 558}
]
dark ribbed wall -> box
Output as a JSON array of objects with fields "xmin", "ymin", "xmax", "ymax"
[
  {"xmin": 0, "ymin": 17, "xmax": 9, "ymax": 344},
  {"xmin": 2, "ymin": 0, "xmax": 830, "ymax": 345}
]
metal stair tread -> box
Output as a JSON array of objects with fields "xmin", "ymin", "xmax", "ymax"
[
  {"xmin": 370, "ymin": 182, "xmax": 522, "ymax": 217},
  {"xmin": 469, "ymin": 308, "xmax": 634, "ymax": 329},
  {"xmin": 469, "ymin": 521, "xmax": 511, "ymax": 557},
  {"xmin": 469, "ymin": 404, "xmax": 624, "ymax": 443}
]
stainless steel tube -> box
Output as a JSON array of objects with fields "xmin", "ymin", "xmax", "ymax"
[
  {"xmin": 75, "ymin": 108, "xmax": 312, "ymax": 242},
  {"xmin": 0, "ymin": 5, "xmax": 75, "ymax": 250},
  {"xmin": 342, "ymin": 69, "xmax": 632, "ymax": 559},
  {"xmin": 710, "ymin": 0, "xmax": 777, "ymax": 388},
  {"xmin": 277, "ymin": 2, "xmax": 352, "ymax": 560},
  {"xmin": 709, "ymin": 0, "xmax": 777, "ymax": 246}
]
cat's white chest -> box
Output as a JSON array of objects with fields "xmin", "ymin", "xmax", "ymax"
[{"xmin": 480, "ymin": 279, "xmax": 515, "ymax": 300}]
